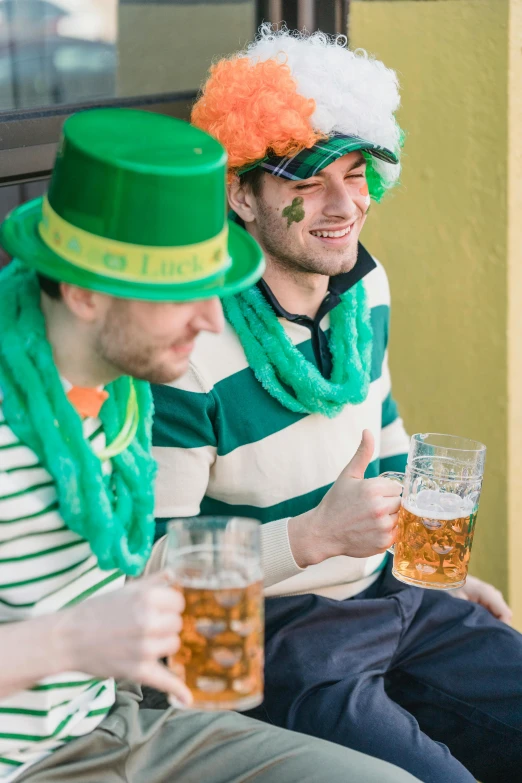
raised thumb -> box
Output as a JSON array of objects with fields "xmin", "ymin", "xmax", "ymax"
[{"xmin": 344, "ymin": 429, "xmax": 375, "ymax": 480}]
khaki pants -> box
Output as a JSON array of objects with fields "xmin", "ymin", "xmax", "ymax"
[{"xmin": 17, "ymin": 682, "xmax": 420, "ymax": 783}]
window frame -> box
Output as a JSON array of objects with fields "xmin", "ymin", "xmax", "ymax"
[
  {"xmin": 0, "ymin": 90, "xmax": 197, "ymax": 186},
  {"xmin": 0, "ymin": 0, "xmax": 351, "ymax": 188}
]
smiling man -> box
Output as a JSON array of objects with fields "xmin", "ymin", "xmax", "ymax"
[
  {"xmin": 151, "ymin": 27, "xmax": 522, "ymax": 783},
  {"xmin": 0, "ymin": 107, "xmax": 422, "ymax": 783}
]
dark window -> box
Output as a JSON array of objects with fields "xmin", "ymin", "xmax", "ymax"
[{"xmin": 0, "ymin": 0, "xmax": 351, "ymax": 230}]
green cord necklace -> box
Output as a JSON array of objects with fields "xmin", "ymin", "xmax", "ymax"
[
  {"xmin": 0, "ymin": 261, "xmax": 156, "ymax": 577},
  {"xmin": 95, "ymin": 383, "xmax": 139, "ymax": 461},
  {"xmin": 222, "ymin": 280, "xmax": 373, "ymax": 418}
]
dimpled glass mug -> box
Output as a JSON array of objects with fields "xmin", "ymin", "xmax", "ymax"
[
  {"xmin": 381, "ymin": 433, "xmax": 486, "ymax": 590},
  {"xmin": 166, "ymin": 517, "xmax": 264, "ymax": 711}
]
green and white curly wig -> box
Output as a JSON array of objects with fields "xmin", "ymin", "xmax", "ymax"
[{"xmin": 246, "ymin": 25, "xmax": 404, "ymax": 201}]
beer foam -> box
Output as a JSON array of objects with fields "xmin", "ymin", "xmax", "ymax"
[
  {"xmin": 179, "ymin": 571, "xmax": 254, "ymax": 590},
  {"xmin": 169, "ymin": 546, "xmax": 263, "ymax": 589},
  {"xmin": 404, "ymin": 489, "xmax": 475, "ymax": 520}
]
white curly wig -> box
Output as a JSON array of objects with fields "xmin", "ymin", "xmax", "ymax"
[{"xmin": 245, "ymin": 25, "xmax": 403, "ymax": 194}]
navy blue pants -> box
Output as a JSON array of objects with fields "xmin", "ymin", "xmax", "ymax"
[{"xmin": 245, "ymin": 558, "xmax": 522, "ymax": 783}]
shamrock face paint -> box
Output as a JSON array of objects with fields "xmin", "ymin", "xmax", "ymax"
[
  {"xmin": 246, "ymin": 153, "xmax": 367, "ymax": 278},
  {"xmin": 359, "ymin": 183, "xmax": 371, "ymax": 212},
  {"xmin": 282, "ymin": 197, "xmax": 305, "ymax": 228}
]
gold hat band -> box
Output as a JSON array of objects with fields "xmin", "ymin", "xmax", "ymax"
[{"xmin": 39, "ymin": 196, "xmax": 231, "ymax": 285}]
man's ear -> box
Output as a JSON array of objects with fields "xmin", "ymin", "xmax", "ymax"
[
  {"xmin": 60, "ymin": 284, "xmax": 110, "ymax": 323},
  {"xmin": 228, "ymin": 176, "xmax": 257, "ymax": 224}
]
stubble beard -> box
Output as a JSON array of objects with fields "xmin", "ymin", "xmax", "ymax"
[
  {"xmin": 256, "ymin": 198, "xmax": 360, "ymax": 278},
  {"xmin": 94, "ymin": 308, "xmax": 186, "ymax": 385}
]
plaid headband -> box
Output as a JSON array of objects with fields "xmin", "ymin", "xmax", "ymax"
[{"xmin": 238, "ymin": 133, "xmax": 399, "ymax": 181}]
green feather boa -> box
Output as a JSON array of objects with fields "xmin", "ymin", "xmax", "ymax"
[
  {"xmin": 222, "ymin": 281, "xmax": 373, "ymax": 418},
  {"xmin": 0, "ymin": 261, "xmax": 156, "ymax": 576}
]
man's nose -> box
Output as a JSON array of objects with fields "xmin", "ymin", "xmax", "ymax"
[
  {"xmin": 323, "ymin": 180, "xmax": 359, "ymax": 220},
  {"xmin": 192, "ymin": 296, "xmax": 225, "ymax": 334}
]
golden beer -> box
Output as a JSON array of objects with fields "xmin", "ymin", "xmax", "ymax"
[
  {"xmin": 382, "ymin": 434, "xmax": 485, "ymax": 590},
  {"xmin": 167, "ymin": 516, "xmax": 264, "ymax": 711},
  {"xmin": 169, "ymin": 578, "xmax": 264, "ymax": 711},
  {"xmin": 393, "ymin": 492, "xmax": 477, "ymax": 589}
]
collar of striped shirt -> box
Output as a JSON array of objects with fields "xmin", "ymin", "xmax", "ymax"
[
  {"xmin": 257, "ymin": 242, "xmax": 376, "ymax": 323},
  {"xmin": 229, "ymin": 212, "xmax": 376, "ymax": 378}
]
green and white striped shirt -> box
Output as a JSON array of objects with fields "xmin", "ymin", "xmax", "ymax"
[
  {"xmin": 152, "ymin": 259, "xmax": 410, "ymax": 600},
  {"xmin": 0, "ymin": 405, "xmax": 123, "ymax": 781}
]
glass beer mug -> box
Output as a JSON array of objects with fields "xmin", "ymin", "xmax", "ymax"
[
  {"xmin": 382, "ymin": 433, "xmax": 486, "ymax": 590},
  {"xmin": 166, "ymin": 517, "xmax": 264, "ymax": 711}
]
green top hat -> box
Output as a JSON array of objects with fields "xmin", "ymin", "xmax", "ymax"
[{"xmin": 0, "ymin": 108, "xmax": 264, "ymax": 301}]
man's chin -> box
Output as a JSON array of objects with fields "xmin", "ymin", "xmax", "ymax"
[
  {"xmin": 307, "ymin": 254, "xmax": 358, "ymax": 277},
  {"xmin": 121, "ymin": 356, "xmax": 190, "ymax": 385},
  {"xmin": 300, "ymin": 241, "xmax": 359, "ymax": 276},
  {"xmin": 148, "ymin": 357, "xmax": 191, "ymax": 385}
]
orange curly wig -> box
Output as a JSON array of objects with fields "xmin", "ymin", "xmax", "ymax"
[{"xmin": 192, "ymin": 57, "xmax": 323, "ymax": 181}]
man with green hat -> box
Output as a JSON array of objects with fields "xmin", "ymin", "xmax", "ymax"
[
  {"xmin": 0, "ymin": 107, "xmax": 418, "ymax": 783},
  {"xmin": 150, "ymin": 26, "xmax": 522, "ymax": 783}
]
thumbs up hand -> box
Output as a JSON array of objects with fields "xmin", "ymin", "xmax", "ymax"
[
  {"xmin": 288, "ymin": 430, "xmax": 403, "ymax": 568},
  {"xmin": 342, "ymin": 428, "xmax": 376, "ymax": 480}
]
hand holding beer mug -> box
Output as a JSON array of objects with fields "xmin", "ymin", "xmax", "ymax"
[
  {"xmin": 166, "ymin": 517, "xmax": 264, "ymax": 711},
  {"xmin": 382, "ymin": 434, "xmax": 486, "ymax": 589}
]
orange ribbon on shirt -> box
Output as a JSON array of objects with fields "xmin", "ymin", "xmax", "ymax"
[{"xmin": 67, "ymin": 386, "xmax": 109, "ymax": 419}]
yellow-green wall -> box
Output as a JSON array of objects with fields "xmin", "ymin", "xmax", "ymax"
[
  {"xmin": 508, "ymin": 0, "xmax": 522, "ymax": 627},
  {"xmin": 351, "ymin": 0, "xmax": 522, "ymax": 620}
]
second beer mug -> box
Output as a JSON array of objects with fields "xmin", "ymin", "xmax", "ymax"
[
  {"xmin": 166, "ymin": 517, "xmax": 264, "ymax": 711},
  {"xmin": 382, "ymin": 433, "xmax": 486, "ymax": 590}
]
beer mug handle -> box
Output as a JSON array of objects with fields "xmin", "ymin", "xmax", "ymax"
[{"xmin": 379, "ymin": 471, "xmax": 405, "ymax": 554}]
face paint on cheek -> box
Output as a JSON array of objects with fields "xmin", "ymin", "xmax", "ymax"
[
  {"xmin": 282, "ymin": 197, "xmax": 305, "ymax": 228},
  {"xmin": 359, "ymin": 183, "xmax": 371, "ymax": 212}
]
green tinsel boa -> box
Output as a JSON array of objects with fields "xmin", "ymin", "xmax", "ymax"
[
  {"xmin": 222, "ymin": 281, "xmax": 373, "ymax": 418},
  {"xmin": 0, "ymin": 261, "xmax": 156, "ymax": 576}
]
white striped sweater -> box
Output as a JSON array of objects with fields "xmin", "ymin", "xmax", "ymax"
[
  {"xmin": 0, "ymin": 406, "xmax": 123, "ymax": 781},
  {"xmin": 152, "ymin": 260, "xmax": 410, "ymax": 600}
]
